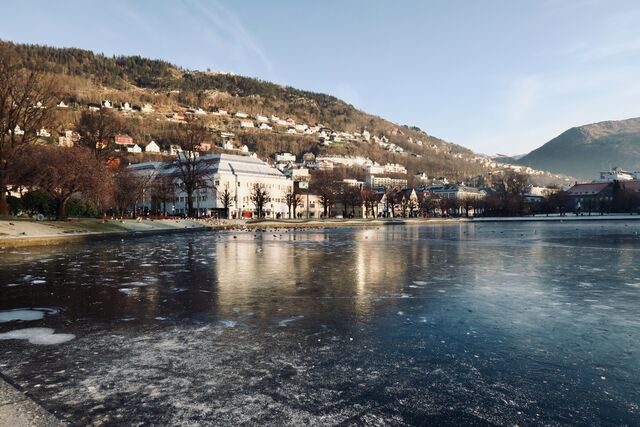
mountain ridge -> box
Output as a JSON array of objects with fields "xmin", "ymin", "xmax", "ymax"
[{"xmin": 517, "ymin": 117, "xmax": 640, "ymax": 180}]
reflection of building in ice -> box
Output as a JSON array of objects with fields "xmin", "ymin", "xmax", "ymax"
[
  {"xmin": 213, "ymin": 236, "xmax": 298, "ymax": 313},
  {"xmin": 352, "ymin": 228, "xmax": 416, "ymax": 315}
]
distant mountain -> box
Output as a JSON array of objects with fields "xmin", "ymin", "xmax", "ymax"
[
  {"xmin": 517, "ymin": 118, "xmax": 640, "ymax": 180},
  {"xmin": 489, "ymin": 153, "xmax": 525, "ymax": 164}
]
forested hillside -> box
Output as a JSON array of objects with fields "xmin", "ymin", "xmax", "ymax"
[{"xmin": 2, "ymin": 39, "xmax": 549, "ymax": 183}]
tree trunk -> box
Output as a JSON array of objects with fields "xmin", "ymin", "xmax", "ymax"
[
  {"xmin": 0, "ymin": 171, "xmax": 9, "ymax": 215},
  {"xmin": 56, "ymin": 196, "xmax": 69, "ymax": 220},
  {"xmin": 187, "ymin": 193, "xmax": 194, "ymax": 217}
]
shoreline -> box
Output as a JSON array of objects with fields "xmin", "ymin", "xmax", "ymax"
[
  {"xmin": 1, "ymin": 214, "xmax": 640, "ymax": 249},
  {"xmin": 0, "ymin": 374, "xmax": 66, "ymax": 426}
]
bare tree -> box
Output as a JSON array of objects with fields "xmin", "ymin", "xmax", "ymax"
[
  {"xmin": 284, "ymin": 186, "xmax": 302, "ymax": 219},
  {"xmin": 76, "ymin": 109, "xmax": 122, "ymax": 159},
  {"xmin": 361, "ymin": 189, "xmax": 378, "ymax": 218},
  {"xmin": 385, "ymin": 189, "xmax": 398, "ymax": 218},
  {"xmin": 250, "ymin": 183, "xmax": 269, "ymax": 218},
  {"xmin": 113, "ymin": 169, "xmax": 143, "ymax": 218},
  {"xmin": 312, "ymin": 171, "xmax": 336, "ymax": 218},
  {"xmin": 0, "ymin": 44, "xmax": 58, "ymax": 214},
  {"xmin": 171, "ymin": 126, "xmax": 212, "ymax": 217},
  {"xmin": 150, "ymin": 174, "xmax": 175, "ymax": 215},
  {"xmin": 19, "ymin": 146, "xmax": 109, "ymax": 219},
  {"xmin": 216, "ymin": 183, "xmax": 233, "ymax": 219}
]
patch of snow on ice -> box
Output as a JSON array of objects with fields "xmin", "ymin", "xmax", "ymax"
[
  {"xmin": 0, "ymin": 328, "xmax": 75, "ymax": 345},
  {"xmin": 0, "ymin": 308, "xmax": 58, "ymax": 323}
]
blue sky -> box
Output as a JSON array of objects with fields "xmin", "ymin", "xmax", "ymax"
[{"xmin": 2, "ymin": 0, "xmax": 640, "ymax": 154}]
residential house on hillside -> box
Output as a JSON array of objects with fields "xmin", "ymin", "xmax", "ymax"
[
  {"xmin": 364, "ymin": 164, "xmax": 385, "ymax": 174},
  {"xmin": 239, "ymin": 120, "xmax": 255, "ymax": 128},
  {"xmin": 56, "ymin": 100, "xmax": 68, "ymax": 108},
  {"xmin": 169, "ymin": 144, "xmax": 183, "ymax": 156},
  {"xmin": 384, "ymin": 163, "xmax": 408, "ymax": 174},
  {"xmin": 115, "ymin": 135, "xmax": 134, "ymax": 146},
  {"xmin": 286, "ymin": 166, "xmax": 310, "ymax": 182},
  {"xmin": 102, "ymin": 100, "xmax": 112, "ymax": 109},
  {"xmin": 302, "ymin": 152, "xmax": 316, "ymax": 163},
  {"xmin": 127, "ymin": 144, "xmax": 142, "ymax": 153},
  {"xmin": 415, "ymin": 172, "xmax": 430, "ymax": 183},
  {"xmin": 235, "ymin": 112, "xmax": 249, "ymax": 118},
  {"xmin": 58, "ymin": 130, "xmax": 78, "ymax": 147},
  {"xmin": 120, "ymin": 102, "xmax": 133, "ymax": 112},
  {"xmin": 275, "ymin": 152, "xmax": 297, "ymax": 163},
  {"xmin": 258, "ymin": 123, "xmax": 272, "ymax": 130},
  {"xmin": 141, "ymin": 103, "xmax": 154, "ymax": 113},
  {"xmin": 220, "ymin": 140, "xmax": 235, "ymax": 151},
  {"xmin": 37, "ymin": 128, "xmax": 51, "ymax": 138},
  {"xmin": 365, "ymin": 175, "xmax": 408, "ymax": 191},
  {"xmin": 145, "ymin": 141, "xmax": 161, "ymax": 153}
]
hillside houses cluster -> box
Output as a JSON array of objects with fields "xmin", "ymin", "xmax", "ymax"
[
  {"xmin": 271, "ymin": 152, "xmax": 409, "ymax": 186},
  {"xmin": 51, "ymin": 97, "xmax": 429, "ymax": 156},
  {"xmin": 25, "ymin": 97, "xmax": 566, "ymax": 194},
  {"xmin": 473, "ymin": 155, "xmax": 564, "ymax": 180}
]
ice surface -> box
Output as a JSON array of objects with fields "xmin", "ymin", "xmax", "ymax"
[
  {"xmin": 278, "ymin": 316, "xmax": 304, "ymax": 327},
  {"xmin": 0, "ymin": 328, "xmax": 75, "ymax": 345},
  {"xmin": 216, "ymin": 320, "xmax": 238, "ymax": 328},
  {"xmin": 1, "ymin": 222, "xmax": 639, "ymax": 425}
]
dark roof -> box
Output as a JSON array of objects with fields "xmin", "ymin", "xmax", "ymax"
[{"xmin": 567, "ymin": 182, "xmax": 610, "ymax": 195}]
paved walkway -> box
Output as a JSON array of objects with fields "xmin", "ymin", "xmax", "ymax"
[{"xmin": 0, "ymin": 376, "xmax": 67, "ymax": 426}]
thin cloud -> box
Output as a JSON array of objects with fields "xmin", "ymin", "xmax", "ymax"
[
  {"xmin": 188, "ymin": 0, "xmax": 273, "ymax": 72},
  {"xmin": 576, "ymin": 38, "xmax": 640, "ymax": 61}
]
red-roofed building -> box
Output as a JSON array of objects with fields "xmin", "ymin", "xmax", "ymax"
[{"xmin": 114, "ymin": 135, "xmax": 134, "ymax": 146}]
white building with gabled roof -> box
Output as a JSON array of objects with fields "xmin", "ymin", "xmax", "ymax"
[{"xmin": 129, "ymin": 154, "xmax": 292, "ymax": 219}]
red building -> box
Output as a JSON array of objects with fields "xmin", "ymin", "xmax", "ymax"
[{"xmin": 114, "ymin": 135, "xmax": 134, "ymax": 146}]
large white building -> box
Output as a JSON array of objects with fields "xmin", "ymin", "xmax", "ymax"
[
  {"xmin": 598, "ymin": 167, "xmax": 637, "ymax": 182},
  {"xmin": 129, "ymin": 154, "xmax": 293, "ymax": 218}
]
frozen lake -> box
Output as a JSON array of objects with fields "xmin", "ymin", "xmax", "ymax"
[{"xmin": 0, "ymin": 222, "xmax": 639, "ymax": 425}]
